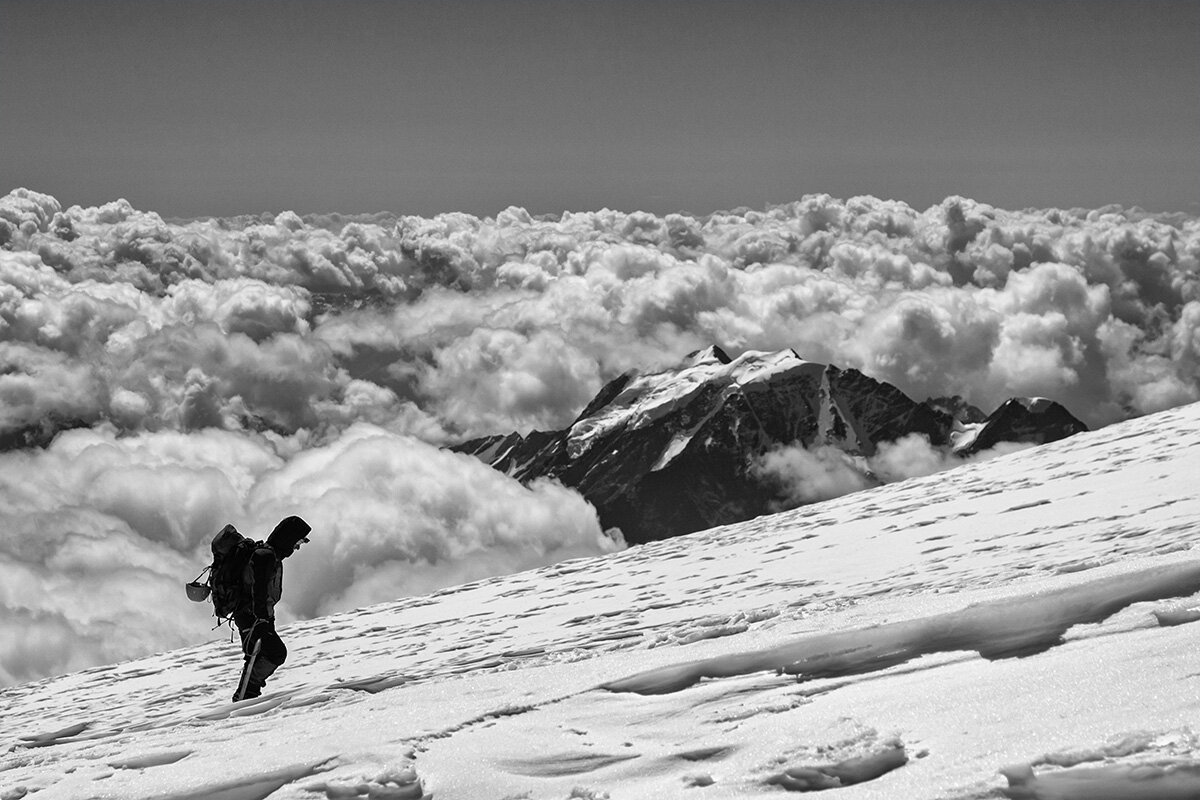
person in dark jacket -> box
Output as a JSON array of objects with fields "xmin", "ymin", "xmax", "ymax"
[{"xmin": 233, "ymin": 515, "xmax": 311, "ymax": 700}]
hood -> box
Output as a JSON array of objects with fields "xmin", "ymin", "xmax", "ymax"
[{"xmin": 266, "ymin": 515, "xmax": 311, "ymax": 558}]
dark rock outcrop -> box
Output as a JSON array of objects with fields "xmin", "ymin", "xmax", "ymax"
[{"xmin": 955, "ymin": 397, "xmax": 1089, "ymax": 457}]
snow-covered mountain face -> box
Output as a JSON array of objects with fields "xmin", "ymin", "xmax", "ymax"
[
  {"xmin": 953, "ymin": 396, "xmax": 1090, "ymax": 457},
  {"xmin": 3, "ymin": 400, "xmax": 1200, "ymax": 800},
  {"xmin": 455, "ymin": 346, "xmax": 1087, "ymax": 543}
]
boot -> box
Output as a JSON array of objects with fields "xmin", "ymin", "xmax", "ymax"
[{"xmin": 243, "ymin": 656, "xmax": 279, "ymax": 699}]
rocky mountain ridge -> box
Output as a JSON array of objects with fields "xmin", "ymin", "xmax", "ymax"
[{"xmin": 453, "ymin": 346, "xmax": 1088, "ymax": 543}]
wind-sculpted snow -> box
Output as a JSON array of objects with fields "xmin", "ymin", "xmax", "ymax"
[
  {"xmin": 2, "ymin": 401, "xmax": 1200, "ymax": 799},
  {"xmin": 601, "ymin": 560, "xmax": 1200, "ymax": 694},
  {"xmin": 1001, "ymin": 762, "xmax": 1200, "ymax": 800}
]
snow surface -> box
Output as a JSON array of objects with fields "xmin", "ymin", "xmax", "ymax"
[{"xmin": 5, "ymin": 401, "xmax": 1200, "ymax": 799}]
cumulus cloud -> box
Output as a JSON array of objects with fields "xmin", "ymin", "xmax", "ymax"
[
  {"xmin": 5, "ymin": 187, "xmax": 1200, "ymax": 439},
  {"xmin": 0, "ymin": 425, "xmax": 617, "ymax": 685},
  {"xmin": 754, "ymin": 434, "xmax": 1035, "ymax": 513},
  {"xmin": 870, "ymin": 434, "xmax": 1034, "ymax": 482},
  {"xmin": 244, "ymin": 425, "xmax": 616, "ymax": 615},
  {"xmin": 752, "ymin": 445, "xmax": 873, "ymax": 508},
  {"xmin": 4, "ymin": 186, "xmax": 1200, "ymax": 683}
]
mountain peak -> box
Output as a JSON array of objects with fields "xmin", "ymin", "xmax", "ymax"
[
  {"xmin": 454, "ymin": 349, "xmax": 1087, "ymax": 542},
  {"xmin": 1010, "ymin": 396, "xmax": 1053, "ymax": 413},
  {"xmin": 683, "ymin": 345, "xmax": 732, "ymax": 367},
  {"xmin": 564, "ymin": 349, "xmax": 824, "ymax": 462},
  {"xmin": 955, "ymin": 396, "xmax": 1088, "ymax": 456}
]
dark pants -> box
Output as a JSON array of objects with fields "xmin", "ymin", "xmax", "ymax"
[{"xmin": 234, "ymin": 612, "xmax": 287, "ymax": 699}]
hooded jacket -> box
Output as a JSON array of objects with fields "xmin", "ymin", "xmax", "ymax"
[{"xmin": 247, "ymin": 516, "xmax": 311, "ymax": 621}]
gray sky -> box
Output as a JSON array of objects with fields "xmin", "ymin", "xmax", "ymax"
[{"xmin": 2, "ymin": 0, "xmax": 1197, "ymax": 218}]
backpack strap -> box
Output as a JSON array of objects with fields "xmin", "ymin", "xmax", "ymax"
[{"xmin": 247, "ymin": 542, "xmax": 278, "ymax": 620}]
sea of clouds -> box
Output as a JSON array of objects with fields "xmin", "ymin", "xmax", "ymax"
[{"xmin": 2, "ymin": 187, "xmax": 1198, "ymax": 685}]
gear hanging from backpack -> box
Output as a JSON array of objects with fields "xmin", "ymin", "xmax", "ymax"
[{"xmin": 185, "ymin": 523, "xmax": 262, "ymax": 627}]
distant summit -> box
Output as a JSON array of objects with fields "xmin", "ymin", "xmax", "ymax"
[
  {"xmin": 954, "ymin": 396, "xmax": 1088, "ymax": 457},
  {"xmin": 453, "ymin": 348, "xmax": 1088, "ymax": 543}
]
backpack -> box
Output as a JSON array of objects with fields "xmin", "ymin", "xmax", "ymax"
[{"xmin": 185, "ymin": 524, "xmax": 261, "ymax": 623}]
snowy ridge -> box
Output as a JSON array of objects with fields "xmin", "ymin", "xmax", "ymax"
[
  {"xmin": 566, "ymin": 348, "xmax": 823, "ymax": 461},
  {"xmin": 645, "ymin": 350, "xmax": 828, "ymax": 473},
  {"xmin": 4, "ymin": 402, "xmax": 1200, "ymax": 799}
]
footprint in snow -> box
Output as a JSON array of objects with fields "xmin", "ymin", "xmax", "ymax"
[
  {"xmin": 329, "ymin": 674, "xmax": 410, "ymax": 694},
  {"xmin": 304, "ymin": 764, "xmax": 427, "ymax": 799},
  {"xmin": 675, "ymin": 745, "xmax": 735, "ymax": 762},
  {"xmin": 765, "ymin": 740, "xmax": 908, "ymax": 791},
  {"xmin": 499, "ymin": 749, "xmax": 640, "ymax": 777}
]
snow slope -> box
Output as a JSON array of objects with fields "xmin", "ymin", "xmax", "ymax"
[{"xmin": 4, "ymin": 401, "xmax": 1200, "ymax": 800}]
